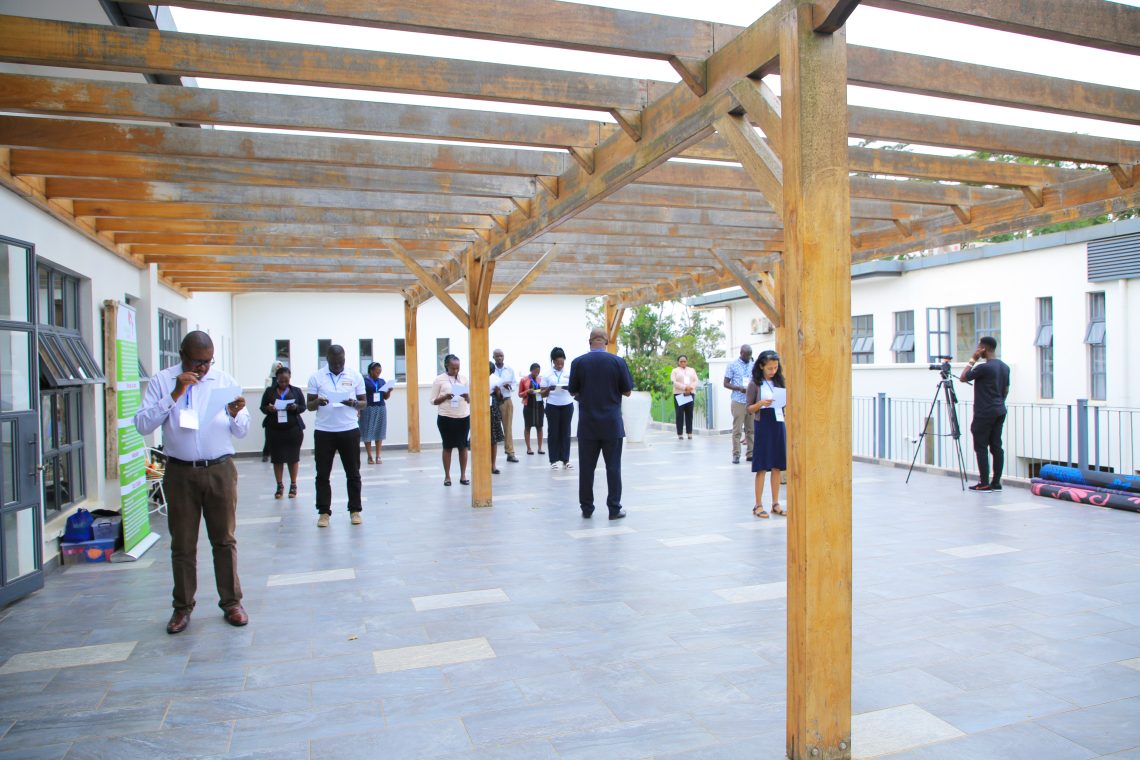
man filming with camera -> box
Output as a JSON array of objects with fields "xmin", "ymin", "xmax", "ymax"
[{"xmin": 958, "ymin": 336, "xmax": 1010, "ymax": 492}]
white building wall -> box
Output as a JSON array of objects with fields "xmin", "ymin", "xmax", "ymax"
[
  {"xmin": 229, "ymin": 291, "xmax": 589, "ymax": 452},
  {"xmin": 704, "ymin": 238, "xmax": 1137, "ymax": 414},
  {"xmin": 1, "ymin": 188, "xmax": 232, "ymax": 558}
]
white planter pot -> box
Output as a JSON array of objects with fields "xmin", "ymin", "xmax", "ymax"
[{"xmin": 622, "ymin": 391, "xmax": 652, "ymax": 443}]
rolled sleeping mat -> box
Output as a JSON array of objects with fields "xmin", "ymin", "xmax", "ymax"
[
  {"xmin": 1037, "ymin": 464, "xmax": 1140, "ymax": 495},
  {"xmin": 1031, "ymin": 478, "xmax": 1136, "ymax": 499},
  {"xmin": 1031, "ymin": 480, "xmax": 1140, "ymax": 513}
]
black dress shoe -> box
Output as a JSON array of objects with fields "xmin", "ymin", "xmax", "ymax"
[
  {"xmin": 609, "ymin": 509, "xmax": 627, "ymax": 520},
  {"xmin": 166, "ymin": 609, "xmax": 191, "ymax": 634},
  {"xmin": 507, "ymin": 456, "xmax": 519, "ymax": 463},
  {"xmin": 581, "ymin": 507, "xmax": 595, "ymax": 518}
]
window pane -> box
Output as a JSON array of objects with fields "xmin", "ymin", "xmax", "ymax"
[
  {"xmin": 37, "ymin": 267, "xmax": 50, "ymax": 325},
  {"xmin": 64, "ymin": 277, "xmax": 79, "ymax": 330},
  {"xmin": 1084, "ymin": 321, "xmax": 1106, "ymax": 346},
  {"xmin": 3, "ymin": 508, "xmax": 38, "ymax": 582},
  {"xmin": 1034, "ymin": 324, "xmax": 1053, "ymax": 348},
  {"xmin": 69, "ymin": 390, "xmax": 82, "ymax": 445},
  {"xmin": 0, "ymin": 330, "xmax": 33, "ymax": 411},
  {"xmin": 72, "ymin": 447, "xmax": 85, "ymax": 500},
  {"xmin": 436, "ymin": 338, "xmax": 449, "ymax": 374},
  {"xmin": 275, "ymin": 339, "xmax": 290, "ymax": 368},
  {"xmin": 901, "ymin": 334, "xmax": 914, "ymax": 352},
  {"xmin": 1, "ymin": 420, "xmax": 15, "ymax": 505},
  {"xmin": 394, "ymin": 339, "xmax": 406, "ymax": 382},
  {"xmin": 0, "ymin": 244, "xmax": 30, "ymax": 322},
  {"xmin": 52, "ymin": 274, "xmax": 65, "ymax": 328},
  {"xmin": 317, "ymin": 339, "xmax": 331, "ymax": 369},
  {"xmin": 359, "ymin": 339, "xmax": 373, "ymax": 374},
  {"xmin": 41, "ymin": 456, "xmax": 59, "ymax": 515},
  {"xmin": 1089, "ymin": 292, "xmax": 1105, "ymax": 320}
]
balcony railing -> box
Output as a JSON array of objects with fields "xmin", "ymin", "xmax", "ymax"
[{"xmin": 853, "ymin": 394, "xmax": 1139, "ymax": 480}]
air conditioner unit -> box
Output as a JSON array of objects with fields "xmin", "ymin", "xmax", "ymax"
[{"xmin": 751, "ymin": 317, "xmax": 774, "ymax": 335}]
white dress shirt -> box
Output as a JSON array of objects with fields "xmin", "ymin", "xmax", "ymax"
[
  {"xmin": 542, "ymin": 368, "xmax": 573, "ymax": 406},
  {"xmin": 134, "ymin": 364, "xmax": 250, "ymax": 461},
  {"xmin": 493, "ymin": 364, "xmax": 516, "ymax": 400},
  {"xmin": 306, "ymin": 367, "xmax": 366, "ymax": 432}
]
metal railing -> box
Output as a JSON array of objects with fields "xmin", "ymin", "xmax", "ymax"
[
  {"xmin": 652, "ymin": 382, "xmax": 715, "ymax": 431},
  {"xmin": 854, "ymin": 393, "xmax": 1139, "ymax": 479}
]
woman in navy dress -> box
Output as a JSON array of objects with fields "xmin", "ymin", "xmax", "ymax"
[
  {"xmin": 746, "ymin": 350, "xmax": 786, "ymax": 518},
  {"xmin": 361, "ymin": 362, "xmax": 392, "ymax": 464}
]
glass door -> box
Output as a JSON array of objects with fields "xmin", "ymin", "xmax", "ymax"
[{"xmin": 0, "ymin": 238, "xmax": 43, "ymax": 607}]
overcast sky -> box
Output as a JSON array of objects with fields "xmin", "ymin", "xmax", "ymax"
[{"xmin": 170, "ymin": 1, "xmax": 1140, "ymax": 151}]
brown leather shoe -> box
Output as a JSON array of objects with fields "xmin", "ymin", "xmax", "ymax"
[
  {"xmin": 223, "ymin": 605, "xmax": 249, "ymax": 627},
  {"xmin": 166, "ymin": 609, "xmax": 191, "ymax": 635}
]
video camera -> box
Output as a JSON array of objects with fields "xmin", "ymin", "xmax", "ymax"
[{"xmin": 928, "ymin": 356, "xmax": 953, "ymax": 379}]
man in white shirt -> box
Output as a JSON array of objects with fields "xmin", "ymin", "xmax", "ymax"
[
  {"xmin": 134, "ymin": 331, "xmax": 250, "ymax": 635},
  {"xmin": 492, "ymin": 349, "xmax": 519, "ymax": 463},
  {"xmin": 306, "ymin": 344, "xmax": 367, "ymax": 528}
]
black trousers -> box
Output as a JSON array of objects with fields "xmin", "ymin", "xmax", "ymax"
[
  {"xmin": 674, "ymin": 397, "xmax": 694, "ymax": 435},
  {"xmin": 314, "ymin": 428, "xmax": 362, "ymax": 513},
  {"xmin": 545, "ymin": 404, "xmax": 574, "ymax": 464},
  {"xmin": 578, "ymin": 437, "xmax": 623, "ymax": 513},
  {"xmin": 970, "ymin": 414, "xmax": 1006, "ymax": 486}
]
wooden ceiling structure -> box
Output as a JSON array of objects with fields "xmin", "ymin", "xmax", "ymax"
[{"xmin": 1, "ymin": 2, "xmax": 1138, "ymax": 757}]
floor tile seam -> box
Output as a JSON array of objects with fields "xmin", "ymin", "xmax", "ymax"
[{"xmin": 1028, "ymin": 710, "xmax": 1127, "ymax": 756}]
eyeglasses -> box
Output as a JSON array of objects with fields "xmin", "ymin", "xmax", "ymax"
[{"xmin": 185, "ymin": 358, "xmax": 215, "ymax": 369}]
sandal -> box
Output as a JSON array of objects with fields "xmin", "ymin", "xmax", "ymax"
[
  {"xmin": 460, "ymin": 479, "xmax": 470, "ymax": 485},
  {"xmin": 492, "ymin": 468, "xmax": 501, "ymax": 475},
  {"xmin": 274, "ymin": 482, "xmax": 284, "ymax": 500},
  {"xmin": 288, "ymin": 483, "xmax": 297, "ymax": 498},
  {"xmin": 752, "ymin": 505, "xmax": 769, "ymax": 519},
  {"xmin": 444, "ymin": 479, "xmax": 452, "ymax": 487},
  {"xmin": 367, "ymin": 456, "xmax": 375, "ymax": 465},
  {"xmin": 772, "ymin": 504, "xmax": 786, "ymax": 516}
]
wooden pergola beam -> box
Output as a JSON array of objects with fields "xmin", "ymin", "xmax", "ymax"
[
  {"xmin": 0, "ymin": 74, "xmax": 612, "ymax": 150},
  {"xmin": 12, "ymin": 150, "xmax": 539, "ymax": 199},
  {"xmin": 74, "ymin": 201, "xmax": 495, "ymax": 229},
  {"xmin": 488, "ymin": 246, "xmax": 561, "ymax": 325},
  {"xmin": 0, "ymin": 16, "xmax": 663, "ymax": 113},
  {"xmin": 849, "ymin": 44, "xmax": 1140, "ymax": 125},
  {"xmin": 0, "ymin": 116, "xmax": 568, "ymax": 178},
  {"xmin": 135, "ymin": 0, "xmax": 728, "ymax": 61},
  {"xmin": 864, "ymin": 0, "xmax": 1140, "ymax": 56},
  {"xmin": 45, "ymin": 179, "xmax": 516, "ymax": 215},
  {"xmin": 714, "ymin": 113, "xmax": 784, "ymax": 216},
  {"xmin": 708, "ymin": 248, "xmax": 782, "ymax": 327},
  {"xmin": 386, "ymin": 239, "xmax": 470, "ymax": 327}
]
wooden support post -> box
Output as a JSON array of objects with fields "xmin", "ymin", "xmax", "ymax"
[
  {"xmin": 603, "ymin": 299, "xmax": 624, "ymax": 354},
  {"xmin": 466, "ymin": 252, "xmax": 493, "ymax": 508},
  {"xmin": 404, "ymin": 299, "xmax": 421, "ymax": 453},
  {"xmin": 780, "ymin": 3, "xmax": 853, "ymax": 759}
]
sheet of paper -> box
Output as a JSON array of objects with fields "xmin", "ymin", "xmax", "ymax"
[
  {"xmin": 450, "ymin": 384, "xmax": 469, "ymax": 396},
  {"xmin": 771, "ymin": 387, "xmax": 787, "ymax": 408},
  {"xmin": 676, "ymin": 394, "xmax": 693, "ymax": 406},
  {"xmin": 202, "ymin": 385, "xmax": 242, "ymax": 422},
  {"xmin": 273, "ymin": 399, "xmax": 291, "ymax": 410},
  {"xmin": 379, "ymin": 379, "xmax": 395, "ymax": 392},
  {"xmin": 322, "ymin": 389, "xmax": 352, "ymax": 404}
]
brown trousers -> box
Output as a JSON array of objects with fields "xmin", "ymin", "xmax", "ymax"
[
  {"xmin": 165, "ymin": 458, "xmax": 242, "ymax": 612},
  {"xmin": 498, "ymin": 397, "xmax": 515, "ymax": 456}
]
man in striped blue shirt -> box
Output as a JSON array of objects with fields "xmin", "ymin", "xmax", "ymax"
[{"xmin": 723, "ymin": 344, "xmax": 755, "ymax": 464}]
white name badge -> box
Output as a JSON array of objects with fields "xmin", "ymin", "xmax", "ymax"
[
  {"xmin": 178, "ymin": 407, "xmax": 200, "ymax": 430},
  {"xmin": 372, "ymin": 392, "xmax": 381, "ymax": 403},
  {"xmin": 277, "ymin": 410, "xmax": 288, "ymax": 423}
]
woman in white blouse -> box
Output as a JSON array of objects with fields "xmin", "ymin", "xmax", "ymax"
[{"xmin": 539, "ymin": 347, "xmax": 574, "ymax": 470}]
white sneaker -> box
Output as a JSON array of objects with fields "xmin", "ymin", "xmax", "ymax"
[
  {"xmin": 563, "ymin": 462, "xmax": 574, "ymax": 470},
  {"xmin": 551, "ymin": 462, "xmax": 561, "ymax": 470}
]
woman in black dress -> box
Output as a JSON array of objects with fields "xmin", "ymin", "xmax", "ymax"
[
  {"xmin": 488, "ymin": 361, "xmax": 505, "ymax": 474},
  {"xmin": 745, "ymin": 350, "xmax": 786, "ymax": 518},
  {"xmin": 260, "ymin": 366, "xmax": 306, "ymax": 499}
]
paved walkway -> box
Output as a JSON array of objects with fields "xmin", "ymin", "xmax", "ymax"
[{"xmin": 1, "ymin": 431, "xmax": 1139, "ymax": 759}]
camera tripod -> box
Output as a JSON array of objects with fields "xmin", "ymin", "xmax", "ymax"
[{"xmin": 906, "ymin": 373, "xmax": 968, "ymax": 490}]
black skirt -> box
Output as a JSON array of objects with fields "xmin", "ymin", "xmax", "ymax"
[
  {"xmin": 266, "ymin": 425, "xmax": 304, "ymax": 465},
  {"xmin": 523, "ymin": 400, "xmax": 544, "ymax": 429},
  {"xmin": 437, "ymin": 415, "xmax": 470, "ymax": 450}
]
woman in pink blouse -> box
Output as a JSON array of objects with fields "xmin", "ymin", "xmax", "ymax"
[{"xmin": 670, "ymin": 355, "xmax": 699, "ymax": 439}]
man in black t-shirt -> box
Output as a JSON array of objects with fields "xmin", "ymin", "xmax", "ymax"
[{"xmin": 959, "ymin": 336, "xmax": 1011, "ymax": 492}]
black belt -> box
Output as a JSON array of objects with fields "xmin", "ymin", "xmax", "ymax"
[{"xmin": 167, "ymin": 454, "xmax": 233, "ymax": 468}]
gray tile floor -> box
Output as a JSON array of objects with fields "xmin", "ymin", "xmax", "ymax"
[{"xmin": 2, "ymin": 431, "xmax": 1139, "ymax": 759}]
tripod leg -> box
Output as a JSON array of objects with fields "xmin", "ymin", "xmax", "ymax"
[{"xmin": 906, "ymin": 389, "xmax": 943, "ymax": 484}]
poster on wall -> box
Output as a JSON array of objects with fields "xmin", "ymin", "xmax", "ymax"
[{"xmin": 113, "ymin": 303, "xmax": 159, "ymax": 559}]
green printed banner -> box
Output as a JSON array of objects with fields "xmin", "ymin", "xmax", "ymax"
[{"xmin": 114, "ymin": 304, "xmax": 151, "ymax": 553}]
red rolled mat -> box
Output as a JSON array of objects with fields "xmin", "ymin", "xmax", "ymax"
[{"xmin": 1031, "ymin": 480, "xmax": 1140, "ymax": 513}]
